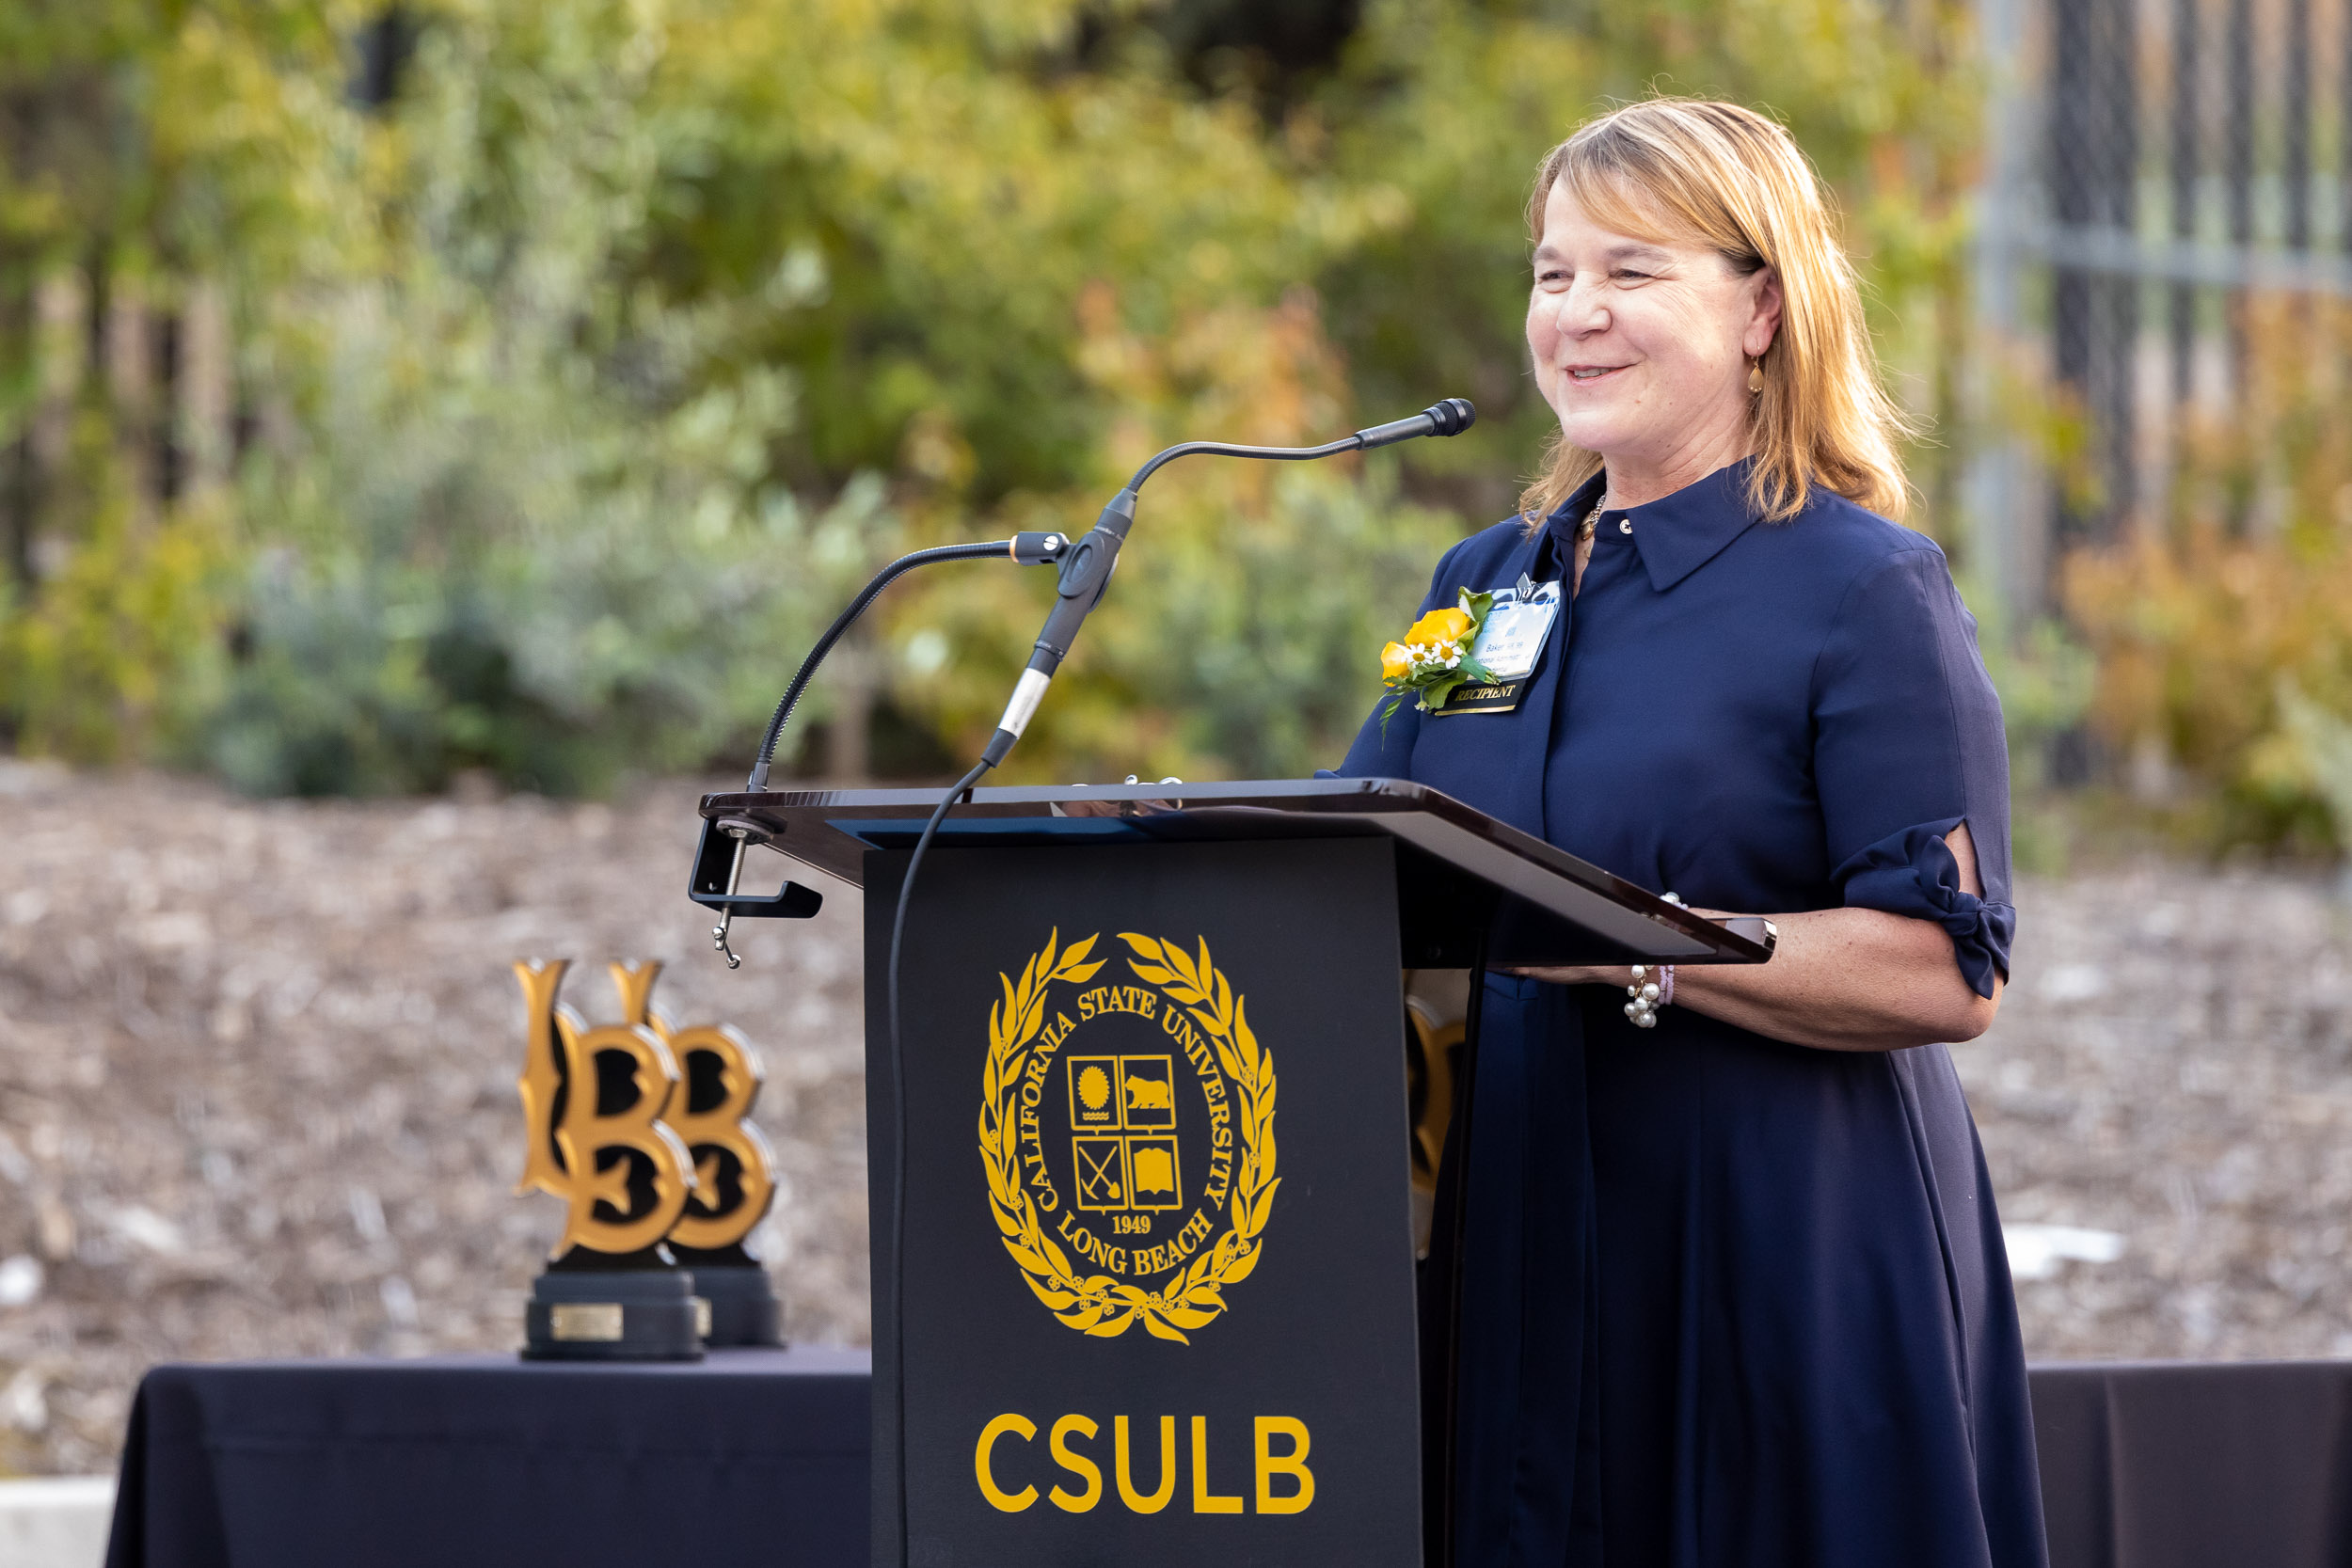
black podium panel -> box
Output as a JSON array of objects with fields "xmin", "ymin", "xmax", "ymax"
[{"xmin": 866, "ymin": 837, "xmax": 1421, "ymax": 1568}]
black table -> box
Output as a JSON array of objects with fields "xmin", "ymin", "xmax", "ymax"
[
  {"xmin": 105, "ymin": 1351, "xmax": 2352, "ymax": 1567},
  {"xmin": 2030, "ymin": 1359, "xmax": 2352, "ymax": 1568},
  {"xmin": 103, "ymin": 1347, "xmax": 868, "ymax": 1568}
]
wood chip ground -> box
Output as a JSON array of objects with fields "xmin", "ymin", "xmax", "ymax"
[{"xmin": 1, "ymin": 764, "xmax": 2346, "ymax": 1474}]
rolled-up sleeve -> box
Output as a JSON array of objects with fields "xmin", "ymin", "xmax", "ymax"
[{"xmin": 1810, "ymin": 547, "xmax": 2014, "ymax": 997}]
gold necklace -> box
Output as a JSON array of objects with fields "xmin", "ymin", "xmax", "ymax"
[{"xmin": 1577, "ymin": 491, "xmax": 1611, "ymax": 544}]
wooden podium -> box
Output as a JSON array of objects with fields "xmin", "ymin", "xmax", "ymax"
[{"xmin": 694, "ymin": 778, "xmax": 1773, "ymax": 1567}]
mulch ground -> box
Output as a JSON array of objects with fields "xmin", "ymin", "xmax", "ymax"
[{"xmin": 0, "ymin": 764, "xmax": 2347, "ymax": 1474}]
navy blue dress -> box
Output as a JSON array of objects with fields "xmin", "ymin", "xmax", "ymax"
[{"xmin": 1335, "ymin": 462, "xmax": 2046, "ymax": 1568}]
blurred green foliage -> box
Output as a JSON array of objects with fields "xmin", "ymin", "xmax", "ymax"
[
  {"xmin": 2064, "ymin": 300, "xmax": 2352, "ymax": 855},
  {"xmin": 0, "ymin": 0, "xmax": 1977, "ymax": 793}
]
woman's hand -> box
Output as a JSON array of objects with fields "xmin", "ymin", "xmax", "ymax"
[{"xmin": 1501, "ymin": 823, "xmax": 2002, "ymax": 1052}]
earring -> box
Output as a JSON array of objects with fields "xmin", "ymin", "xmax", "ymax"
[{"xmin": 1747, "ymin": 358, "xmax": 1765, "ymax": 394}]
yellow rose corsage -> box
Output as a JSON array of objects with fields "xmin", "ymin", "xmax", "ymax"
[{"xmin": 1377, "ymin": 589, "xmax": 1495, "ymax": 724}]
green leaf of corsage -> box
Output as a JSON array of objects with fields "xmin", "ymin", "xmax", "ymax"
[{"xmin": 1375, "ymin": 589, "xmax": 1495, "ymax": 727}]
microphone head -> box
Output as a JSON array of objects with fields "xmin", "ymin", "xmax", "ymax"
[{"xmin": 1423, "ymin": 398, "xmax": 1476, "ymax": 436}]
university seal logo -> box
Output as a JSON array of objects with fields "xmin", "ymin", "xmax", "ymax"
[{"xmin": 978, "ymin": 930, "xmax": 1279, "ymax": 1343}]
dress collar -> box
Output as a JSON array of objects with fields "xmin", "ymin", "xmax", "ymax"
[{"xmin": 1546, "ymin": 458, "xmax": 1764, "ymax": 594}]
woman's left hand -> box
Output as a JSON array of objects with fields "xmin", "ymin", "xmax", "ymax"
[{"xmin": 1500, "ymin": 823, "xmax": 2003, "ymax": 1052}]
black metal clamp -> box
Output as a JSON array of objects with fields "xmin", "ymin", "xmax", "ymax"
[{"xmin": 689, "ymin": 816, "xmax": 821, "ymax": 969}]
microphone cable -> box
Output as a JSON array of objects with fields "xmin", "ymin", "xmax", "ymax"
[{"xmin": 882, "ymin": 752, "xmax": 993, "ymax": 1561}]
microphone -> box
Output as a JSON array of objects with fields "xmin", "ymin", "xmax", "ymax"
[
  {"xmin": 1351, "ymin": 397, "xmax": 1478, "ymax": 451},
  {"xmin": 979, "ymin": 398, "xmax": 1476, "ymax": 766}
]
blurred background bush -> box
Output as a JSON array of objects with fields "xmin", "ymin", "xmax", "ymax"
[{"xmin": 0, "ymin": 0, "xmax": 2343, "ymax": 863}]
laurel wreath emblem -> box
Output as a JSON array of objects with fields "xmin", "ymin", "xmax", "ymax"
[{"xmin": 978, "ymin": 928, "xmax": 1279, "ymax": 1344}]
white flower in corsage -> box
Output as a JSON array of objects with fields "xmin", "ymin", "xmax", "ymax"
[{"xmin": 1377, "ymin": 589, "xmax": 1495, "ymax": 725}]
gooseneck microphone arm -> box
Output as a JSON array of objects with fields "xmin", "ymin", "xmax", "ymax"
[
  {"xmin": 977, "ymin": 398, "xmax": 1475, "ymax": 769},
  {"xmin": 1120, "ymin": 399, "xmax": 1479, "ymax": 490},
  {"xmin": 745, "ymin": 531, "xmax": 1069, "ymax": 792},
  {"xmin": 1122, "ymin": 432, "xmax": 1360, "ymax": 490},
  {"xmin": 707, "ymin": 531, "xmax": 1064, "ymax": 970}
]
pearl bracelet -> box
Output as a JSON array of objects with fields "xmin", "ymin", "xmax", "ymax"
[
  {"xmin": 1625, "ymin": 890, "xmax": 1685, "ymax": 1029},
  {"xmin": 1625, "ymin": 962, "xmax": 1675, "ymax": 1028}
]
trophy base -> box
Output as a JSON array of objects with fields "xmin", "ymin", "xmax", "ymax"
[
  {"xmin": 668, "ymin": 1243, "xmax": 785, "ymax": 1347},
  {"xmin": 688, "ymin": 1264, "xmax": 786, "ymax": 1348},
  {"xmin": 523, "ymin": 1266, "xmax": 706, "ymax": 1361}
]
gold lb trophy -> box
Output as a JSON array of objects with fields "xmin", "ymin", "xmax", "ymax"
[
  {"xmin": 513, "ymin": 960, "xmax": 784, "ymax": 1357},
  {"xmin": 612, "ymin": 960, "xmax": 785, "ymax": 1347}
]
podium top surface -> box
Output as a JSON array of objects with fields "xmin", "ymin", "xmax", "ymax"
[{"xmin": 699, "ymin": 776, "xmax": 1772, "ymax": 966}]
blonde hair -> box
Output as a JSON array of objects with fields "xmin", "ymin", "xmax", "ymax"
[{"xmin": 1519, "ymin": 99, "xmax": 1910, "ymax": 524}]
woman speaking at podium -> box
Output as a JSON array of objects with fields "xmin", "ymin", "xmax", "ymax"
[{"xmin": 1338, "ymin": 100, "xmax": 2044, "ymax": 1566}]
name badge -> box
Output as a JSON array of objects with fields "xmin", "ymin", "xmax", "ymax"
[{"xmin": 1435, "ymin": 575, "xmax": 1561, "ymax": 716}]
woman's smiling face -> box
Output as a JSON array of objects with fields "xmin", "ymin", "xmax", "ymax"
[{"xmin": 1525, "ymin": 178, "xmax": 1782, "ymax": 499}]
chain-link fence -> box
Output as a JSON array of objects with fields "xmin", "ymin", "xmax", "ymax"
[{"xmin": 1973, "ymin": 0, "xmax": 2352, "ymax": 624}]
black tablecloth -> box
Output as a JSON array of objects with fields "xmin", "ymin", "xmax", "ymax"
[
  {"xmin": 2029, "ymin": 1359, "xmax": 2352, "ymax": 1568},
  {"xmin": 105, "ymin": 1351, "xmax": 2352, "ymax": 1567},
  {"xmin": 103, "ymin": 1347, "xmax": 869, "ymax": 1568}
]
